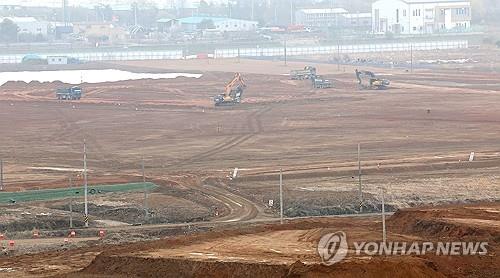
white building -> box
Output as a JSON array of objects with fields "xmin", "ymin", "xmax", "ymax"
[
  {"xmin": 295, "ymin": 8, "xmax": 348, "ymax": 27},
  {"xmin": 47, "ymin": 56, "xmax": 68, "ymax": 65},
  {"xmin": 0, "ymin": 17, "xmax": 50, "ymax": 37},
  {"xmin": 179, "ymin": 17, "xmax": 258, "ymax": 32},
  {"xmin": 213, "ymin": 18, "xmax": 258, "ymax": 32},
  {"xmin": 342, "ymin": 13, "xmax": 372, "ymax": 30},
  {"xmin": 372, "ymin": 0, "xmax": 471, "ymax": 34}
]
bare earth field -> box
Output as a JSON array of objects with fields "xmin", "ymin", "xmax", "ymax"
[
  {"xmin": 0, "ymin": 50, "xmax": 499, "ymax": 276},
  {"xmin": 0, "ymin": 202, "xmax": 498, "ymax": 277}
]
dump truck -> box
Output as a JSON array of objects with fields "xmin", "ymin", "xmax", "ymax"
[
  {"xmin": 312, "ymin": 75, "xmax": 333, "ymax": 89},
  {"xmin": 355, "ymin": 69, "xmax": 390, "ymax": 90},
  {"xmin": 290, "ymin": 66, "xmax": 317, "ymax": 80},
  {"xmin": 56, "ymin": 86, "xmax": 83, "ymax": 100},
  {"xmin": 214, "ymin": 73, "xmax": 246, "ymax": 106}
]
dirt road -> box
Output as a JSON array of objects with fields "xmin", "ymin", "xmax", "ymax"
[
  {"xmin": 0, "ymin": 57, "xmax": 499, "ymax": 227},
  {"xmin": 0, "ymin": 202, "xmax": 497, "ymax": 277},
  {"xmin": 0, "ymin": 52, "xmax": 499, "ymax": 276}
]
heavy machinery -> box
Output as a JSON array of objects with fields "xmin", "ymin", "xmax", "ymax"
[
  {"xmin": 355, "ymin": 69, "xmax": 390, "ymax": 90},
  {"xmin": 290, "ymin": 66, "xmax": 317, "ymax": 80},
  {"xmin": 312, "ymin": 75, "xmax": 333, "ymax": 89},
  {"xmin": 213, "ymin": 73, "xmax": 246, "ymax": 106},
  {"xmin": 56, "ymin": 86, "xmax": 83, "ymax": 100}
]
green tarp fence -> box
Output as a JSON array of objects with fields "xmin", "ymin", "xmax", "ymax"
[{"xmin": 0, "ymin": 182, "xmax": 157, "ymax": 204}]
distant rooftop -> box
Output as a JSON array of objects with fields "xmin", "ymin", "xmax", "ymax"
[
  {"xmin": 178, "ymin": 16, "xmax": 257, "ymax": 25},
  {"xmin": 343, "ymin": 13, "xmax": 372, "ymax": 18},
  {"xmin": 157, "ymin": 18, "xmax": 177, "ymax": 23},
  {"xmin": 401, "ymin": 0, "xmax": 470, "ymax": 3},
  {"xmin": 179, "ymin": 17, "xmax": 230, "ymax": 25},
  {"xmin": 0, "ymin": 16, "xmax": 39, "ymax": 23},
  {"xmin": 298, "ymin": 8, "xmax": 348, "ymax": 14}
]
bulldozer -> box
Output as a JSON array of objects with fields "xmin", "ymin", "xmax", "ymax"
[
  {"xmin": 312, "ymin": 75, "xmax": 333, "ymax": 89},
  {"xmin": 213, "ymin": 73, "xmax": 246, "ymax": 106},
  {"xmin": 290, "ymin": 66, "xmax": 317, "ymax": 80},
  {"xmin": 355, "ymin": 69, "xmax": 390, "ymax": 90},
  {"xmin": 56, "ymin": 86, "xmax": 83, "ymax": 100}
]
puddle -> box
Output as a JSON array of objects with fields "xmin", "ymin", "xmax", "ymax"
[
  {"xmin": 0, "ymin": 69, "xmax": 202, "ymax": 86},
  {"xmin": 28, "ymin": 167, "xmax": 85, "ymax": 172}
]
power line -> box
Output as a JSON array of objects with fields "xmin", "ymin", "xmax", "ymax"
[
  {"xmin": 142, "ymin": 157, "xmax": 149, "ymax": 221},
  {"xmin": 0, "ymin": 159, "xmax": 3, "ymax": 191},
  {"xmin": 69, "ymin": 176, "xmax": 73, "ymax": 229},
  {"xmin": 83, "ymin": 139, "xmax": 89, "ymax": 228},
  {"xmin": 358, "ymin": 143, "xmax": 363, "ymax": 213},
  {"xmin": 279, "ymin": 168, "xmax": 283, "ymax": 224},
  {"xmin": 381, "ymin": 186, "xmax": 387, "ymax": 243}
]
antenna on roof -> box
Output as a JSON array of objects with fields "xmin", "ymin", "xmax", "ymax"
[{"xmin": 62, "ymin": 0, "xmax": 68, "ymax": 26}]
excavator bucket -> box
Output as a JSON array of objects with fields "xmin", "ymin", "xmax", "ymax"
[{"xmin": 214, "ymin": 73, "xmax": 246, "ymax": 106}]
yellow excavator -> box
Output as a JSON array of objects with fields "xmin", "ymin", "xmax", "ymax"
[
  {"xmin": 355, "ymin": 69, "xmax": 390, "ymax": 90},
  {"xmin": 213, "ymin": 73, "xmax": 247, "ymax": 106}
]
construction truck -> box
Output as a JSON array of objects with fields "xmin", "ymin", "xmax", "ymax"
[
  {"xmin": 213, "ymin": 73, "xmax": 246, "ymax": 106},
  {"xmin": 355, "ymin": 69, "xmax": 390, "ymax": 90},
  {"xmin": 56, "ymin": 86, "xmax": 83, "ymax": 100},
  {"xmin": 290, "ymin": 66, "xmax": 317, "ymax": 80},
  {"xmin": 312, "ymin": 75, "xmax": 333, "ymax": 89}
]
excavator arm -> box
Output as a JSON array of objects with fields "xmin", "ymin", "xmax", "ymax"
[
  {"xmin": 224, "ymin": 73, "xmax": 246, "ymax": 97},
  {"xmin": 214, "ymin": 73, "xmax": 247, "ymax": 106},
  {"xmin": 223, "ymin": 73, "xmax": 246, "ymax": 100}
]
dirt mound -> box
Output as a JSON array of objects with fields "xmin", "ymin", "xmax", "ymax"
[
  {"xmin": 0, "ymin": 80, "xmax": 64, "ymax": 89},
  {"xmin": 287, "ymin": 258, "xmax": 445, "ymax": 278},
  {"xmin": 387, "ymin": 202, "xmax": 500, "ymax": 242},
  {"xmin": 77, "ymin": 254, "xmax": 445, "ymax": 278},
  {"xmin": 0, "ymin": 218, "xmax": 85, "ymax": 233},
  {"xmin": 202, "ymin": 176, "xmax": 228, "ymax": 187}
]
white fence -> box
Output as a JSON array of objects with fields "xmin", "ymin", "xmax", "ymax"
[
  {"xmin": 0, "ymin": 50, "xmax": 183, "ymax": 64},
  {"xmin": 0, "ymin": 40, "xmax": 468, "ymax": 64},
  {"xmin": 215, "ymin": 40, "xmax": 469, "ymax": 58}
]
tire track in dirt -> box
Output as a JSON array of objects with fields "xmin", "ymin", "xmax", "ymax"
[
  {"xmin": 83, "ymin": 88, "xmax": 107, "ymax": 97},
  {"xmin": 194, "ymin": 183, "xmax": 259, "ymax": 222},
  {"xmin": 46, "ymin": 107, "xmax": 87, "ymax": 146},
  {"xmin": 168, "ymin": 105, "xmax": 272, "ymax": 169},
  {"xmin": 47, "ymin": 107, "xmax": 113, "ymax": 169}
]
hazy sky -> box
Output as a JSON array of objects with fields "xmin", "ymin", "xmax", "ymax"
[{"xmin": 1, "ymin": 0, "xmax": 230, "ymax": 9}]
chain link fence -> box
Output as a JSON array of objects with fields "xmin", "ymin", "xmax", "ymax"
[{"xmin": 0, "ymin": 40, "xmax": 468, "ymax": 64}]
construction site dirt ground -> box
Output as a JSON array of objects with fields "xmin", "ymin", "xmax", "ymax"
[
  {"xmin": 0, "ymin": 49, "xmax": 499, "ymax": 276},
  {"xmin": 0, "ymin": 57, "xmax": 499, "ymax": 203},
  {"xmin": 0, "ymin": 202, "xmax": 498, "ymax": 277}
]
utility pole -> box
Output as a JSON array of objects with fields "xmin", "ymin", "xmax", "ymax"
[
  {"xmin": 274, "ymin": 4, "xmax": 278, "ymax": 25},
  {"xmin": 381, "ymin": 186, "xmax": 387, "ymax": 243},
  {"xmin": 358, "ymin": 143, "xmax": 363, "ymax": 213},
  {"xmin": 279, "ymin": 168, "xmax": 283, "ymax": 224},
  {"xmin": 0, "ymin": 159, "xmax": 3, "ymax": 191},
  {"xmin": 142, "ymin": 157, "xmax": 148, "ymax": 221},
  {"xmin": 290, "ymin": 0, "xmax": 293, "ymax": 26},
  {"xmin": 251, "ymin": 0, "xmax": 255, "ymax": 21},
  {"xmin": 410, "ymin": 44, "xmax": 414, "ymax": 72},
  {"xmin": 284, "ymin": 39, "xmax": 287, "ymax": 66},
  {"xmin": 62, "ymin": 0, "xmax": 68, "ymax": 26},
  {"xmin": 83, "ymin": 140, "xmax": 88, "ymax": 228},
  {"xmin": 69, "ymin": 177, "xmax": 73, "ymax": 229},
  {"xmin": 337, "ymin": 44, "xmax": 341, "ymax": 71},
  {"xmin": 133, "ymin": 2, "xmax": 138, "ymax": 26}
]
